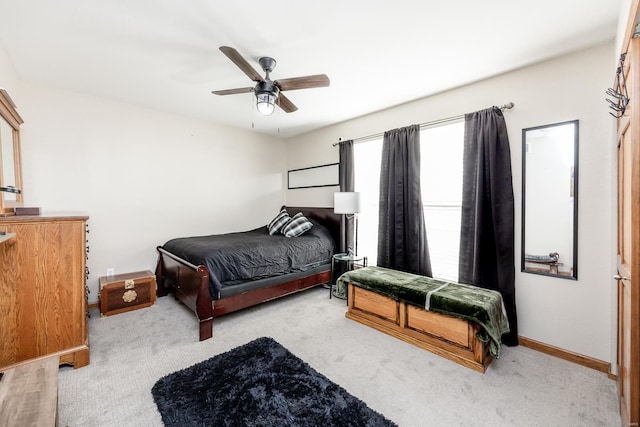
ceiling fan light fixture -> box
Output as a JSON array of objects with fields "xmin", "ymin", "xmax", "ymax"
[
  {"xmin": 255, "ymin": 81, "xmax": 279, "ymax": 116},
  {"xmin": 256, "ymin": 92, "xmax": 276, "ymax": 116}
]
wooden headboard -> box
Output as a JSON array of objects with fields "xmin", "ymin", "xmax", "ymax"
[{"xmin": 284, "ymin": 206, "xmax": 344, "ymax": 253}]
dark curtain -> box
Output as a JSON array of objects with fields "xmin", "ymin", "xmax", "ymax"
[
  {"xmin": 458, "ymin": 106, "xmax": 518, "ymax": 346},
  {"xmin": 377, "ymin": 125, "xmax": 432, "ymax": 276},
  {"xmin": 338, "ymin": 140, "xmax": 354, "ymax": 253}
]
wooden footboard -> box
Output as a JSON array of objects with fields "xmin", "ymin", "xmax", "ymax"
[
  {"xmin": 156, "ymin": 247, "xmax": 213, "ymax": 341},
  {"xmin": 346, "ymin": 284, "xmax": 492, "ymax": 373}
]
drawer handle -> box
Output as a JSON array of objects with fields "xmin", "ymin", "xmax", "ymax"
[{"xmin": 123, "ymin": 290, "xmax": 137, "ymax": 303}]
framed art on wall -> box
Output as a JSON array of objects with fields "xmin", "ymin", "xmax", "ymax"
[{"xmin": 288, "ymin": 163, "xmax": 339, "ymax": 189}]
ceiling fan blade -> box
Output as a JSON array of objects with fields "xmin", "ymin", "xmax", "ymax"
[
  {"xmin": 275, "ymin": 74, "xmax": 330, "ymax": 91},
  {"xmin": 211, "ymin": 87, "xmax": 254, "ymax": 96},
  {"xmin": 219, "ymin": 46, "xmax": 264, "ymax": 83},
  {"xmin": 276, "ymin": 93, "xmax": 298, "ymax": 113}
]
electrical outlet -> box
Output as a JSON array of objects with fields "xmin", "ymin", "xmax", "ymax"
[{"xmin": 106, "ymin": 268, "xmax": 115, "ymax": 277}]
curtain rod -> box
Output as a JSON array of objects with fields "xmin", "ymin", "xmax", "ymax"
[{"xmin": 332, "ymin": 102, "xmax": 515, "ymax": 146}]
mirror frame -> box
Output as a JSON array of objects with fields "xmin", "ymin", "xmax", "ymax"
[
  {"xmin": 521, "ymin": 119, "xmax": 579, "ymax": 280},
  {"xmin": 0, "ymin": 88, "xmax": 24, "ymax": 216}
]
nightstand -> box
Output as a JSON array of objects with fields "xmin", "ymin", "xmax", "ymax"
[{"xmin": 330, "ymin": 252, "xmax": 367, "ymax": 299}]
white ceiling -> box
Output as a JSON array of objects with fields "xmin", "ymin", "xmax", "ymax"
[{"xmin": 0, "ymin": 1, "xmax": 621, "ymax": 138}]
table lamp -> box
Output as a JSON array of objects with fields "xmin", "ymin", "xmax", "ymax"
[{"xmin": 334, "ymin": 192, "xmax": 361, "ymax": 256}]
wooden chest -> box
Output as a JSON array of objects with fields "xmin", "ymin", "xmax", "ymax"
[
  {"xmin": 346, "ymin": 284, "xmax": 491, "ymax": 373},
  {"xmin": 99, "ymin": 270, "xmax": 156, "ymax": 316}
]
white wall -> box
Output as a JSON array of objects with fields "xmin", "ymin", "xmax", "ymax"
[
  {"xmin": 15, "ymin": 83, "xmax": 286, "ymax": 301},
  {"xmin": 285, "ymin": 42, "xmax": 616, "ymax": 363},
  {"xmin": 0, "ymin": 44, "xmax": 18, "ymax": 96}
]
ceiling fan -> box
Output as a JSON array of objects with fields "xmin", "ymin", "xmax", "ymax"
[{"xmin": 212, "ymin": 46, "xmax": 330, "ymax": 116}]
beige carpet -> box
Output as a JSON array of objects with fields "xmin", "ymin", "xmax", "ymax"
[{"xmin": 58, "ymin": 287, "xmax": 620, "ymax": 426}]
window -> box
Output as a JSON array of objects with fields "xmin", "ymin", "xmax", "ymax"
[
  {"xmin": 353, "ymin": 121, "xmax": 464, "ymax": 281},
  {"xmin": 354, "ymin": 138, "xmax": 382, "ymax": 262},
  {"xmin": 419, "ymin": 121, "xmax": 464, "ymax": 280}
]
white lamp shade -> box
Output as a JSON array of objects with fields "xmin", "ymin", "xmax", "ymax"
[{"xmin": 334, "ymin": 192, "xmax": 361, "ymax": 214}]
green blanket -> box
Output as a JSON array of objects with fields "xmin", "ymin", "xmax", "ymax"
[{"xmin": 337, "ymin": 266, "xmax": 510, "ymax": 358}]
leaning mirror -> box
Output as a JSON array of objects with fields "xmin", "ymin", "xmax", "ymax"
[
  {"xmin": 0, "ymin": 88, "xmax": 24, "ymax": 215},
  {"xmin": 522, "ymin": 120, "xmax": 578, "ymax": 279}
]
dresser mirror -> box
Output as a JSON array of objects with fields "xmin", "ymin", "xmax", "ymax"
[
  {"xmin": 521, "ymin": 120, "xmax": 578, "ymax": 279},
  {"xmin": 0, "ymin": 88, "xmax": 24, "ymax": 215}
]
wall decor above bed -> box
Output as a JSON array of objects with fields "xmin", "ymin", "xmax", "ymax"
[{"xmin": 288, "ymin": 163, "xmax": 339, "ymax": 189}]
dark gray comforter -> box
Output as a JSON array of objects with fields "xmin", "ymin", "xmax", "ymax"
[{"xmin": 161, "ymin": 220, "xmax": 335, "ymax": 297}]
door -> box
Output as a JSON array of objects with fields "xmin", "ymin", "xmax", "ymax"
[{"xmin": 616, "ymin": 37, "xmax": 640, "ymax": 427}]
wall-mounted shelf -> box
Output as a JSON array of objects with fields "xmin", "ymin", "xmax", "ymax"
[{"xmin": 0, "ymin": 232, "xmax": 16, "ymax": 244}]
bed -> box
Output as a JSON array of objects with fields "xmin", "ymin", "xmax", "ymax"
[
  {"xmin": 155, "ymin": 206, "xmax": 342, "ymax": 341},
  {"xmin": 338, "ymin": 266, "xmax": 509, "ymax": 373}
]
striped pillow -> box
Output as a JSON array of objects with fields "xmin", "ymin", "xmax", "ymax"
[
  {"xmin": 267, "ymin": 208, "xmax": 290, "ymax": 235},
  {"xmin": 282, "ymin": 212, "xmax": 314, "ymax": 237}
]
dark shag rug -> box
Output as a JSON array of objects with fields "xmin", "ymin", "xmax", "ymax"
[{"xmin": 151, "ymin": 337, "xmax": 396, "ymax": 427}]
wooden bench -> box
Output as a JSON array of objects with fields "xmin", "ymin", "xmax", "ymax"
[
  {"xmin": 0, "ymin": 356, "xmax": 59, "ymax": 426},
  {"xmin": 341, "ymin": 266, "xmax": 508, "ymax": 373},
  {"xmin": 346, "ymin": 284, "xmax": 492, "ymax": 373}
]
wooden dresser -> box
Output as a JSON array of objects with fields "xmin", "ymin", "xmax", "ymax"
[{"xmin": 0, "ymin": 214, "xmax": 89, "ymax": 369}]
